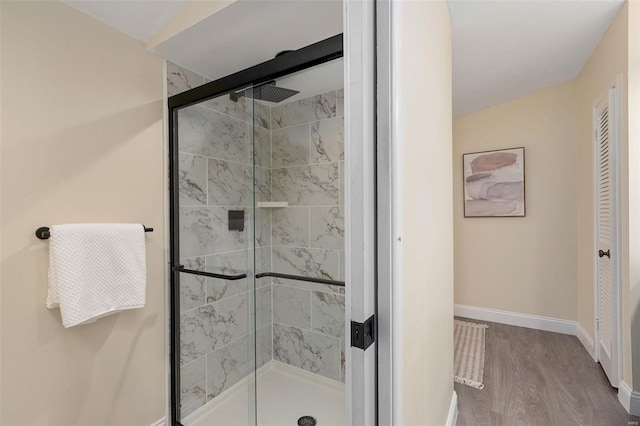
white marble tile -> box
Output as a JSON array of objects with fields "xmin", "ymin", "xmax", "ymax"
[
  {"xmin": 180, "ymin": 356, "xmax": 206, "ymax": 417},
  {"xmin": 257, "ymin": 324, "xmax": 272, "ymax": 368},
  {"xmin": 180, "ymin": 293, "xmax": 249, "ymax": 364},
  {"xmin": 273, "ymin": 284, "xmax": 311, "ymax": 329},
  {"xmin": 207, "ymin": 159, "xmax": 251, "ymax": 207},
  {"xmin": 339, "ymin": 161, "xmax": 344, "ymax": 207},
  {"xmin": 255, "ymin": 285, "xmax": 272, "ymax": 329},
  {"xmin": 253, "ymin": 208, "xmax": 271, "ymax": 248},
  {"xmin": 272, "ymin": 246, "xmax": 340, "ymax": 281},
  {"xmin": 167, "ymin": 62, "xmax": 204, "ymax": 96},
  {"xmin": 271, "ymin": 207, "xmax": 310, "ymax": 247},
  {"xmin": 244, "ymin": 248, "xmax": 272, "ymax": 290},
  {"xmin": 340, "ymin": 340, "xmax": 345, "ymax": 383},
  {"xmin": 179, "ymin": 153, "xmax": 207, "ymax": 206},
  {"xmin": 179, "ymin": 105, "xmax": 249, "ymax": 164},
  {"xmin": 309, "ymin": 206, "xmax": 344, "ymax": 250},
  {"xmin": 255, "ymin": 101, "xmax": 271, "ymax": 130},
  {"xmin": 311, "ymin": 292, "xmax": 345, "ymax": 338},
  {"xmin": 254, "ymin": 125, "xmax": 271, "ymax": 168},
  {"xmin": 203, "ymin": 93, "xmax": 251, "ymax": 122},
  {"xmin": 180, "ymin": 257, "xmax": 206, "ymax": 312},
  {"xmin": 253, "ymin": 247, "xmax": 272, "ymax": 280},
  {"xmin": 206, "ymin": 335, "xmax": 250, "ymax": 400},
  {"xmin": 271, "ymin": 124, "xmax": 310, "ymax": 168},
  {"xmin": 205, "ymin": 251, "xmax": 250, "ymax": 303},
  {"xmin": 339, "ymin": 251, "xmax": 345, "ymax": 281},
  {"xmin": 273, "ymin": 323, "xmax": 341, "ymax": 381},
  {"xmin": 337, "ymin": 89, "xmax": 344, "ymax": 117},
  {"xmin": 271, "ymin": 92, "xmax": 337, "ymax": 129},
  {"xmin": 179, "ymin": 207, "xmax": 248, "ymax": 259},
  {"xmin": 310, "ymin": 117, "xmax": 343, "ymax": 164},
  {"xmin": 255, "ymin": 167, "xmax": 272, "ymax": 203},
  {"xmin": 273, "ymin": 277, "xmax": 345, "ymax": 295},
  {"xmin": 272, "ymin": 163, "xmax": 340, "ymax": 206}
]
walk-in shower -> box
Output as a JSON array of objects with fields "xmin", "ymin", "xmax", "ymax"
[{"xmin": 168, "ymin": 35, "xmax": 346, "ymax": 425}]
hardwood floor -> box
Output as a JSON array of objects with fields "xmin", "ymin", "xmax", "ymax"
[{"xmin": 455, "ymin": 318, "xmax": 639, "ymax": 426}]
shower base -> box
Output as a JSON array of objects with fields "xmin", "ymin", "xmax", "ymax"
[{"xmin": 184, "ymin": 360, "xmax": 346, "ymax": 426}]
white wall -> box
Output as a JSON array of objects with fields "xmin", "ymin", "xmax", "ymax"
[
  {"xmin": 628, "ymin": 0, "xmax": 640, "ymax": 392},
  {"xmin": 453, "ymin": 81, "xmax": 578, "ymax": 321},
  {"xmin": 0, "ymin": 2, "xmax": 166, "ymax": 424},
  {"xmin": 392, "ymin": 1, "xmax": 454, "ymax": 424}
]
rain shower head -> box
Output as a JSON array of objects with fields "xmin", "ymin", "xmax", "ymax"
[{"xmin": 230, "ymin": 81, "xmax": 299, "ymax": 104}]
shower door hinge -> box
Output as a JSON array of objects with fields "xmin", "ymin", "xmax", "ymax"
[{"xmin": 351, "ymin": 315, "xmax": 376, "ymax": 350}]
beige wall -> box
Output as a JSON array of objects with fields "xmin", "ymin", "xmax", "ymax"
[
  {"xmin": 395, "ymin": 1, "xmax": 454, "ymax": 424},
  {"xmin": 628, "ymin": 0, "xmax": 640, "ymax": 390},
  {"xmin": 0, "ymin": 2, "xmax": 166, "ymax": 425},
  {"xmin": 453, "ymin": 81, "xmax": 579, "ymax": 321},
  {"xmin": 576, "ymin": 2, "xmax": 630, "ymax": 384}
]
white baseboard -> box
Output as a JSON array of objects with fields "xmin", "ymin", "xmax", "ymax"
[
  {"xmin": 576, "ymin": 323, "xmax": 597, "ymax": 361},
  {"xmin": 454, "ymin": 304, "xmax": 577, "ymax": 335},
  {"xmin": 149, "ymin": 418, "xmax": 166, "ymax": 426},
  {"xmin": 619, "ymin": 380, "xmax": 631, "ymax": 412},
  {"xmin": 446, "ymin": 391, "xmax": 458, "ymax": 426},
  {"xmin": 618, "ymin": 380, "xmax": 640, "ymax": 416}
]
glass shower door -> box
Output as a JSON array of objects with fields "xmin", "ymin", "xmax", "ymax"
[
  {"xmin": 174, "ymin": 87, "xmax": 261, "ymax": 425},
  {"xmin": 172, "ymin": 56, "xmax": 347, "ymax": 426}
]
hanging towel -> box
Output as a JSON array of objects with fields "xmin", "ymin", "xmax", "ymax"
[{"xmin": 46, "ymin": 223, "xmax": 147, "ymax": 328}]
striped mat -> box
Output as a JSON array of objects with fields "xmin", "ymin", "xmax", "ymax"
[{"xmin": 454, "ymin": 320, "xmax": 489, "ymax": 389}]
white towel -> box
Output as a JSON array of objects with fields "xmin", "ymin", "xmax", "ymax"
[{"xmin": 47, "ymin": 223, "xmax": 147, "ymax": 328}]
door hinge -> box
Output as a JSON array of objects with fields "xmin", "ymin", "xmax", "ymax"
[
  {"xmin": 351, "ymin": 315, "xmax": 375, "ymax": 350},
  {"xmin": 597, "ymin": 318, "xmax": 600, "ymax": 331}
]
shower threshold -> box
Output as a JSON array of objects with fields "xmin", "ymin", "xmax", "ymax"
[{"xmin": 184, "ymin": 361, "xmax": 346, "ymax": 426}]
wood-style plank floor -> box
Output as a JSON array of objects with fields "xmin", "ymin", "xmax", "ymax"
[{"xmin": 455, "ymin": 317, "xmax": 639, "ymax": 426}]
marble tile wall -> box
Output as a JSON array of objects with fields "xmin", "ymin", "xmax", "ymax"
[
  {"xmin": 168, "ymin": 62, "xmax": 205, "ymax": 96},
  {"xmin": 170, "ymin": 62, "xmax": 273, "ymax": 417},
  {"xmin": 171, "ymin": 61, "xmax": 346, "ymax": 416},
  {"xmin": 269, "ymin": 90, "xmax": 346, "ymax": 383}
]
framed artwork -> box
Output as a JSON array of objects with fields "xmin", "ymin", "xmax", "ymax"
[{"xmin": 463, "ymin": 147, "xmax": 525, "ymax": 217}]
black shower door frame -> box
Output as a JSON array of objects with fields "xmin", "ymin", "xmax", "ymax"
[{"xmin": 167, "ymin": 34, "xmax": 344, "ymax": 426}]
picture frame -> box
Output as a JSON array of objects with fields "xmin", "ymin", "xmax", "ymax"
[{"xmin": 463, "ymin": 147, "xmax": 526, "ymax": 217}]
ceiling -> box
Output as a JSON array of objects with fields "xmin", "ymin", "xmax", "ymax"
[
  {"xmin": 449, "ymin": 0, "xmax": 624, "ymax": 117},
  {"xmin": 153, "ymin": 0, "xmax": 343, "ymax": 82},
  {"xmin": 61, "ymin": 0, "xmax": 188, "ymax": 43},
  {"xmin": 61, "ymin": 0, "xmax": 624, "ymax": 117}
]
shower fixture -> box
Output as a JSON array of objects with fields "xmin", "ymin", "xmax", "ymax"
[{"xmin": 229, "ymin": 80, "xmax": 299, "ymax": 103}]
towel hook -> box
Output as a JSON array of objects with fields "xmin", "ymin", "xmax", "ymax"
[{"xmin": 35, "ymin": 225, "xmax": 153, "ymax": 240}]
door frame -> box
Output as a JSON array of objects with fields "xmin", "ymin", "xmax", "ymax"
[
  {"xmin": 592, "ymin": 74, "xmax": 622, "ymax": 387},
  {"xmin": 344, "ymin": 0, "xmax": 379, "ymax": 424},
  {"xmin": 166, "ymin": 35, "xmax": 344, "ymax": 425},
  {"xmin": 374, "ymin": 0, "xmax": 395, "ymax": 424}
]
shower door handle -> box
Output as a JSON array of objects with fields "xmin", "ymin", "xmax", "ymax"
[
  {"xmin": 599, "ymin": 249, "xmax": 611, "ymax": 259},
  {"xmin": 173, "ymin": 265, "xmax": 247, "ymax": 280},
  {"xmin": 255, "ymin": 272, "xmax": 345, "ymax": 287}
]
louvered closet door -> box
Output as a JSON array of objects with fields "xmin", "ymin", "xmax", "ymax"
[{"xmin": 596, "ymin": 90, "xmax": 618, "ymax": 387}]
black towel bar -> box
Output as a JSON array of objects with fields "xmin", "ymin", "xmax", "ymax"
[{"xmin": 35, "ymin": 225, "xmax": 154, "ymax": 240}]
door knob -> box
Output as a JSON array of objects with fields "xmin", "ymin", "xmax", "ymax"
[{"xmin": 599, "ymin": 249, "xmax": 611, "ymax": 258}]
